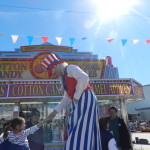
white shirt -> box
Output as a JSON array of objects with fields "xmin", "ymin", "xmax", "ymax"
[
  {"xmin": 0, "ymin": 136, "xmax": 4, "ymax": 144},
  {"xmin": 108, "ymin": 138, "xmax": 118, "ymax": 150},
  {"xmin": 1, "ymin": 125, "xmax": 39, "ymax": 146},
  {"xmin": 55, "ymin": 65, "xmax": 89, "ymax": 113}
]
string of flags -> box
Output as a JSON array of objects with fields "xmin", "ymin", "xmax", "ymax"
[{"xmin": 1, "ymin": 34, "xmax": 150, "ymax": 46}]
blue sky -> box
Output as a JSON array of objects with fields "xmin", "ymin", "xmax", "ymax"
[{"xmin": 0, "ymin": 0, "xmax": 150, "ymax": 85}]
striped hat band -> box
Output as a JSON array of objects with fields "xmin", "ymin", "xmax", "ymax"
[{"xmin": 41, "ymin": 53, "xmax": 60, "ymax": 70}]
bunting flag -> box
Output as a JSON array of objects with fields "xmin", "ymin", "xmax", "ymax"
[
  {"xmin": 55, "ymin": 37, "xmax": 62, "ymax": 45},
  {"xmin": 27, "ymin": 36, "xmax": 34, "ymax": 45},
  {"xmin": 146, "ymin": 40, "xmax": 150, "ymax": 44},
  {"xmin": 41, "ymin": 37, "xmax": 48, "ymax": 43},
  {"xmin": 121, "ymin": 39, "xmax": 127, "ymax": 46},
  {"xmin": 133, "ymin": 39, "xmax": 139, "ymax": 45},
  {"xmin": 107, "ymin": 38, "xmax": 114, "ymax": 43},
  {"xmin": 82, "ymin": 37, "xmax": 87, "ymax": 40},
  {"xmin": 11, "ymin": 35, "xmax": 18, "ymax": 44},
  {"xmin": 69, "ymin": 38, "xmax": 75, "ymax": 46},
  {"xmin": 1, "ymin": 34, "xmax": 150, "ymax": 46}
]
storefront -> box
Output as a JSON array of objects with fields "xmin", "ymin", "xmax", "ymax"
[{"xmin": 0, "ymin": 44, "xmax": 144, "ymax": 149}]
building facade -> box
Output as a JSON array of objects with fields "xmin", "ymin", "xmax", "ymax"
[
  {"xmin": 0, "ymin": 43, "xmax": 144, "ymax": 150},
  {"xmin": 127, "ymin": 85, "xmax": 150, "ymax": 120}
]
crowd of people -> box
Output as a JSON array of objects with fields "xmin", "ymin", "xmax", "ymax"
[
  {"xmin": 0, "ymin": 53, "xmax": 132, "ymax": 150},
  {"xmin": 0, "ymin": 107, "xmax": 132, "ymax": 150},
  {"xmin": 129, "ymin": 120, "xmax": 150, "ymax": 131}
]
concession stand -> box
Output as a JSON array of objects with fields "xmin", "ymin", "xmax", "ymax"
[{"xmin": 0, "ymin": 44, "xmax": 144, "ymax": 150}]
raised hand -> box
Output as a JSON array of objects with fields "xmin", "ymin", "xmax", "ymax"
[
  {"xmin": 73, "ymin": 98, "xmax": 78, "ymax": 104},
  {"xmin": 48, "ymin": 109, "xmax": 57, "ymax": 120}
]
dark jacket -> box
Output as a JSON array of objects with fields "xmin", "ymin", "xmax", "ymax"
[
  {"xmin": 118, "ymin": 118, "xmax": 132, "ymax": 150},
  {"xmin": 100, "ymin": 130, "xmax": 114, "ymax": 150},
  {"xmin": 0, "ymin": 140, "xmax": 29, "ymax": 150},
  {"xmin": 108, "ymin": 117, "xmax": 132, "ymax": 150},
  {"xmin": 26, "ymin": 121, "xmax": 44, "ymax": 150}
]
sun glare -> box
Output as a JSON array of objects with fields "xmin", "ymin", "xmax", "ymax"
[{"xmin": 93, "ymin": 0, "xmax": 138, "ymax": 21}]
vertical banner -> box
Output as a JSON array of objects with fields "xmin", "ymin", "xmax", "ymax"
[
  {"xmin": 69, "ymin": 38, "xmax": 75, "ymax": 46},
  {"xmin": 42, "ymin": 37, "xmax": 49, "ymax": 43},
  {"xmin": 27, "ymin": 36, "xmax": 34, "ymax": 45},
  {"xmin": 55, "ymin": 37, "xmax": 62, "ymax": 45},
  {"xmin": 11, "ymin": 35, "xmax": 19, "ymax": 44},
  {"xmin": 121, "ymin": 39, "xmax": 127, "ymax": 46}
]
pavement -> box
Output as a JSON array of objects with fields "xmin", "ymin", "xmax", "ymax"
[{"xmin": 131, "ymin": 132, "xmax": 150, "ymax": 150}]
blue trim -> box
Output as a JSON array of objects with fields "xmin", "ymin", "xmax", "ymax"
[
  {"xmin": 84, "ymin": 90, "xmax": 93, "ymax": 149},
  {"xmin": 76, "ymin": 91, "xmax": 88, "ymax": 150},
  {"xmin": 47, "ymin": 60, "xmax": 59, "ymax": 70},
  {"xmin": 69, "ymin": 102, "xmax": 75, "ymax": 135},
  {"xmin": 135, "ymin": 107, "xmax": 150, "ymax": 111},
  {"xmin": 62, "ymin": 66, "xmax": 68, "ymax": 90}
]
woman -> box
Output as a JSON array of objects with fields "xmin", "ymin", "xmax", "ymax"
[
  {"xmin": 35, "ymin": 53, "xmax": 101, "ymax": 150},
  {"xmin": 99, "ymin": 118, "xmax": 118, "ymax": 150}
]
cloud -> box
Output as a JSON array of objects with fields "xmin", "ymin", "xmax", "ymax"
[
  {"xmin": 84, "ymin": 20, "xmax": 96, "ymax": 29},
  {"xmin": 0, "ymin": 11, "xmax": 17, "ymax": 16},
  {"xmin": 109, "ymin": 30, "xmax": 118, "ymax": 38}
]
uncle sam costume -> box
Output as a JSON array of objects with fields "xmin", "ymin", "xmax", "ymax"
[{"xmin": 41, "ymin": 53, "xmax": 102, "ymax": 150}]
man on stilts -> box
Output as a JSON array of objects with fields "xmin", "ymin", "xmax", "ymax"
[{"xmin": 35, "ymin": 53, "xmax": 102, "ymax": 150}]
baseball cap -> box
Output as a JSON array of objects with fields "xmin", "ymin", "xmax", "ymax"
[{"xmin": 30, "ymin": 109, "xmax": 40, "ymax": 117}]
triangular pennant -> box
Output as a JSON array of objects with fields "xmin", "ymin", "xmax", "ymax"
[
  {"xmin": 11, "ymin": 35, "xmax": 18, "ymax": 44},
  {"xmin": 133, "ymin": 39, "xmax": 139, "ymax": 45},
  {"xmin": 107, "ymin": 38, "xmax": 114, "ymax": 43},
  {"xmin": 121, "ymin": 39, "xmax": 127, "ymax": 46},
  {"xmin": 146, "ymin": 40, "xmax": 150, "ymax": 44},
  {"xmin": 82, "ymin": 37, "xmax": 87, "ymax": 40},
  {"xmin": 69, "ymin": 38, "xmax": 75, "ymax": 46},
  {"xmin": 55, "ymin": 37, "xmax": 62, "ymax": 45},
  {"xmin": 42, "ymin": 37, "xmax": 48, "ymax": 43},
  {"xmin": 27, "ymin": 36, "xmax": 33, "ymax": 45}
]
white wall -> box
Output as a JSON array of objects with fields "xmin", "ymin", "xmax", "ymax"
[{"xmin": 127, "ymin": 85, "xmax": 150, "ymax": 120}]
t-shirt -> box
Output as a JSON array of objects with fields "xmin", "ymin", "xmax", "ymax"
[
  {"xmin": 7, "ymin": 125, "xmax": 39, "ymax": 146},
  {"xmin": 108, "ymin": 117, "xmax": 120, "ymax": 146},
  {"xmin": 0, "ymin": 136, "xmax": 4, "ymax": 144}
]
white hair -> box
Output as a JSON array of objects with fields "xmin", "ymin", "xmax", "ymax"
[
  {"xmin": 52, "ymin": 62, "xmax": 68, "ymax": 90},
  {"xmin": 52, "ymin": 62, "xmax": 68, "ymax": 76}
]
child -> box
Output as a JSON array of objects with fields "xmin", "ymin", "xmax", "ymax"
[{"xmin": 0, "ymin": 115, "xmax": 52, "ymax": 150}]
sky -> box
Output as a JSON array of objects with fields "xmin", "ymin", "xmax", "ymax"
[{"xmin": 0, "ymin": 0, "xmax": 150, "ymax": 85}]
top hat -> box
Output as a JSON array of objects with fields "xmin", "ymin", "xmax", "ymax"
[{"xmin": 41, "ymin": 53, "xmax": 64, "ymax": 77}]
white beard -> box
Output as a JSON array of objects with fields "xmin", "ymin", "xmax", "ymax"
[{"xmin": 59, "ymin": 76, "xmax": 64, "ymax": 91}]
